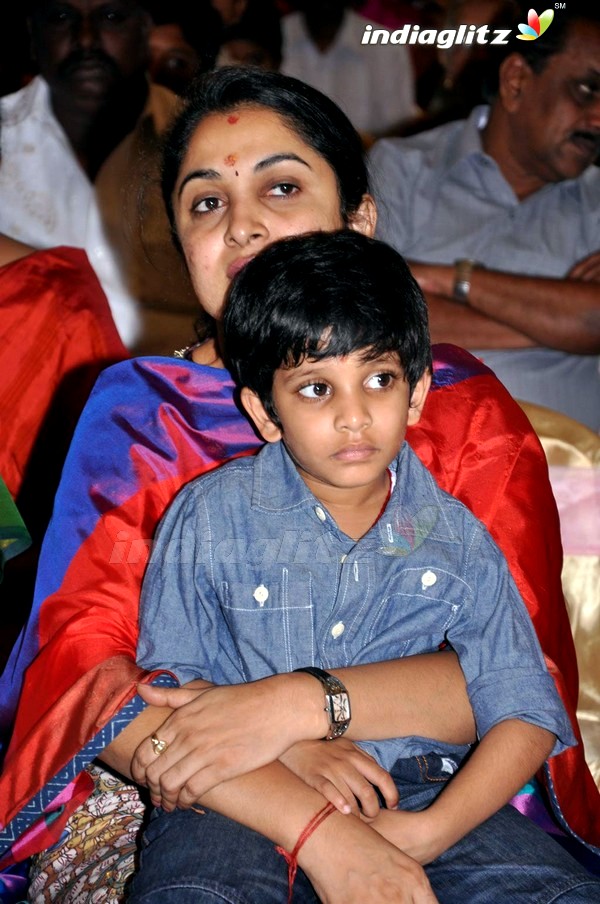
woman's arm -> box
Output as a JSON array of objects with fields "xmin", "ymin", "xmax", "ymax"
[{"xmin": 101, "ymin": 653, "xmax": 474, "ymax": 809}]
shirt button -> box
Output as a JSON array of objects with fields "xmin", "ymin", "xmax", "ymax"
[
  {"xmin": 421, "ymin": 570, "xmax": 437, "ymax": 589},
  {"xmin": 253, "ymin": 584, "xmax": 269, "ymax": 606},
  {"xmin": 331, "ymin": 621, "xmax": 345, "ymax": 638},
  {"xmin": 314, "ymin": 506, "xmax": 327, "ymax": 522}
]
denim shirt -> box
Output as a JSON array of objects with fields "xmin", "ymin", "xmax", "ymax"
[{"xmin": 138, "ymin": 441, "xmax": 574, "ymax": 771}]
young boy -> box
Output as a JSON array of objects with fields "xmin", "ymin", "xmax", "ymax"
[{"xmin": 135, "ymin": 232, "xmax": 581, "ymax": 901}]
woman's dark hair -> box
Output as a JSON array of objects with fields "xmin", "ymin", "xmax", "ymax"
[
  {"xmin": 224, "ymin": 231, "xmax": 432, "ymax": 422},
  {"xmin": 161, "ymin": 66, "xmax": 369, "ymax": 246}
]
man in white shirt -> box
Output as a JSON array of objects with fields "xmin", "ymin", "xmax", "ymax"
[
  {"xmin": 0, "ymin": 0, "xmax": 197, "ymax": 353},
  {"xmin": 281, "ymin": 0, "xmax": 417, "ymax": 140}
]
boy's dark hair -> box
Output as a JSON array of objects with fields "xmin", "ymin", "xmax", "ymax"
[{"xmin": 224, "ymin": 231, "xmax": 432, "ymax": 423}]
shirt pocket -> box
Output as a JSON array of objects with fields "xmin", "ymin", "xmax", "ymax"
[
  {"xmin": 221, "ymin": 568, "xmax": 314, "ymax": 677},
  {"xmin": 359, "ymin": 566, "xmax": 468, "ymax": 660}
]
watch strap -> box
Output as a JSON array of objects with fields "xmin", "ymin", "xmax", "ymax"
[
  {"xmin": 295, "ymin": 666, "xmax": 351, "ymax": 740},
  {"xmin": 453, "ymin": 258, "xmax": 477, "ymax": 303}
]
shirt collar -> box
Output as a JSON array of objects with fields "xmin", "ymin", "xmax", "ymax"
[
  {"xmin": 252, "ymin": 441, "xmax": 316, "ymax": 513},
  {"xmin": 445, "ymin": 104, "xmax": 490, "ymax": 171},
  {"xmin": 251, "ymin": 440, "xmax": 459, "ymax": 547},
  {"xmin": 447, "ymin": 104, "xmax": 587, "ymax": 201}
]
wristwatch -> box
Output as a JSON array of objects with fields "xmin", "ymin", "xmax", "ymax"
[
  {"xmin": 453, "ymin": 258, "xmax": 478, "ymax": 304},
  {"xmin": 295, "ymin": 667, "xmax": 351, "ymax": 740}
]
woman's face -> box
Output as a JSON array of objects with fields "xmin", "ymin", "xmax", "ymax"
[{"xmin": 173, "ymin": 106, "xmax": 373, "ymax": 320}]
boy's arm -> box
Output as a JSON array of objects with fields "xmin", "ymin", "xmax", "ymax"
[
  {"xmin": 370, "ymin": 719, "xmax": 555, "ymax": 864},
  {"xmin": 185, "ymin": 759, "xmax": 439, "ymax": 904}
]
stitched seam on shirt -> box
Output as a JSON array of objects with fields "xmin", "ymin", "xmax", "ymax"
[
  {"xmin": 200, "ymin": 491, "xmax": 216, "ymax": 589},
  {"xmin": 282, "ymin": 567, "xmax": 293, "ymax": 672},
  {"xmin": 347, "ymin": 561, "xmax": 371, "ymax": 655}
]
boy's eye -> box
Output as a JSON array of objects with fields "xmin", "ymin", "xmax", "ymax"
[
  {"xmin": 298, "ymin": 382, "xmax": 330, "ymax": 399},
  {"xmin": 366, "ymin": 372, "xmax": 394, "ymax": 389},
  {"xmin": 192, "ymin": 196, "xmax": 224, "ymax": 214}
]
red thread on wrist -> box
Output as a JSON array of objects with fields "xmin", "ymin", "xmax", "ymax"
[{"xmin": 275, "ymin": 802, "xmax": 337, "ymax": 904}]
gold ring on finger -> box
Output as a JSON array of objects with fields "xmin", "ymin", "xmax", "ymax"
[{"xmin": 151, "ymin": 733, "xmax": 169, "ymax": 756}]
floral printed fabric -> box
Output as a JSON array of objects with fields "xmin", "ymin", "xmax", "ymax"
[{"xmin": 28, "ymin": 764, "xmax": 145, "ymax": 903}]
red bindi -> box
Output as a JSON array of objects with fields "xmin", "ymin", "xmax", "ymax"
[{"xmin": 227, "ymin": 114, "xmax": 239, "ymax": 124}]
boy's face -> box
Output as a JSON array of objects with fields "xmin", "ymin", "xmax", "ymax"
[{"xmin": 242, "ymin": 350, "xmax": 430, "ymax": 501}]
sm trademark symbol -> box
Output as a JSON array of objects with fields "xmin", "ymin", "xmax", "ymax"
[{"xmin": 554, "ymin": 2, "xmax": 565, "ymax": 7}]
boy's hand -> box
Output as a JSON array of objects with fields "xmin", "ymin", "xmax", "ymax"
[
  {"xmin": 280, "ymin": 738, "xmax": 398, "ymax": 817},
  {"xmin": 368, "ymin": 807, "xmax": 439, "ymax": 865},
  {"xmin": 300, "ymin": 811, "xmax": 439, "ymax": 904}
]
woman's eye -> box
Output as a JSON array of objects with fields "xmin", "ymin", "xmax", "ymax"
[
  {"xmin": 192, "ymin": 197, "xmax": 224, "ymax": 214},
  {"xmin": 366, "ymin": 372, "xmax": 394, "ymax": 389},
  {"xmin": 298, "ymin": 382, "xmax": 330, "ymax": 399},
  {"xmin": 268, "ymin": 183, "xmax": 299, "ymax": 198}
]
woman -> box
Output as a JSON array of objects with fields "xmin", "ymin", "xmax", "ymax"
[{"xmin": 0, "ymin": 68, "xmax": 597, "ymax": 901}]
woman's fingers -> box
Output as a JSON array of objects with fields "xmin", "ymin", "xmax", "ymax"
[
  {"xmin": 137, "ymin": 683, "xmax": 205, "ymax": 708},
  {"xmin": 132, "ymin": 677, "xmax": 310, "ymax": 807}
]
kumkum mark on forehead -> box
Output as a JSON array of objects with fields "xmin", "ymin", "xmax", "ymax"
[
  {"xmin": 227, "ymin": 114, "xmax": 240, "ymax": 124},
  {"xmin": 224, "ymin": 154, "xmax": 237, "ymax": 167}
]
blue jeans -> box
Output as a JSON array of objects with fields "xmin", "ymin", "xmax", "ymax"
[{"xmin": 128, "ymin": 756, "xmax": 600, "ymax": 903}]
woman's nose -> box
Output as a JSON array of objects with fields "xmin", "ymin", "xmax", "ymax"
[{"xmin": 224, "ymin": 200, "xmax": 267, "ymax": 247}]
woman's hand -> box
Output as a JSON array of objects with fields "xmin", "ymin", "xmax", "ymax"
[
  {"xmin": 131, "ymin": 674, "xmax": 326, "ymax": 810},
  {"xmin": 280, "ymin": 738, "xmax": 398, "ymax": 817},
  {"xmin": 300, "ymin": 811, "xmax": 439, "ymax": 904}
]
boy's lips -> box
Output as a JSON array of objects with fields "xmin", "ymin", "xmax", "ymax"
[
  {"xmin": 333, "ymin": 443, "xmax": 378, "ymax": 461},
  {"xmin": 226, "ymin": 256, "xmax": 255, "ymax": 280}
]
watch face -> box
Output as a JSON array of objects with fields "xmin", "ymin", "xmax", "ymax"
[{"xmin": 331, "ymin": 692, "xmax": 350, "ymax": 723}]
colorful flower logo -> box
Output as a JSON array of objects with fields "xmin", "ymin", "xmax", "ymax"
[{"xmin": 517, "ymin": 8, "xmax": 554, "ymax": 40}]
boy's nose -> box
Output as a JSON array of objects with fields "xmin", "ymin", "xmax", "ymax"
[{"xmin": 334, "ymin": 396, "xmax": 372, "ymax": 432}]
